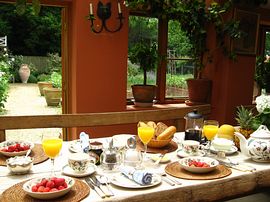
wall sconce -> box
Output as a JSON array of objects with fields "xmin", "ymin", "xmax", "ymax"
[{"xmin": 88, "ymin": 1, "xmax": 124, "ymax": 33}]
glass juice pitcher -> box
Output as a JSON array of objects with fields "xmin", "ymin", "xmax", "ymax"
[{"xmin": 184, "ymin": 110, "xmax": 204, "ymax": 142}]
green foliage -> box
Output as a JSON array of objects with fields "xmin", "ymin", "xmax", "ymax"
[
  {"xmin": 127, "ymin": 60, "xmax": 140, "ymax": 77},
  {"xmin": 0, "ymin": 4, "xmax": 61, "ymax": 56},
  {"xmin": 0, "ymin": 60, "xmax": 11, "ymax": 112},
  {"xmin": 37, "ymin": 73, "xmax": 50, "ymax": 82},
  {"xmin": 50, "ymin": 72, "xmax": 62, "ymax": 88},
  {"xmin": 166, "ymin": 74, "xmax": 193, "ymax": 88},
  {"xmin": 255, "ymin": 56, "xmax": 270, "ymax": 92},
  {"xmin": 129, "ymin": 42, "xmax": 158, "ymax": 85},
  {"xmin": 47, "ymin": 53, "xmax": 62, "ymax": 74},
  {"xmin": 27, "ymin": 74, "xmax": 37, "ymax": 83}
]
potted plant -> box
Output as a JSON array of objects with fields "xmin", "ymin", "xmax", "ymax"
[
  {"xmin": 43, "ymin": 72, "xmax": 62, "ymax": 106},
  {"xmin": 255, "ymin": 56, "xmax": 270, "ymax": 94},
  {"xmin": 129, "ymin": 41, "xmax": 158, "ymax": 105},
  {"xmin": 37, "ymin": 74, "xmax": 52, "ymax": 96}
]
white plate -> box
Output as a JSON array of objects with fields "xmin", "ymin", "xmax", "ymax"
[
  {"xmin": 62, "ymin": 164, "xmax": 96, "ymax": 177},
  {"xmin": 110, "ymin": 173, "xmax": 161, "ymax": 189},
  {"xmin": 177, "ymin": 149, "xmax": 205, "ymax": 158},
  {"xmin": 151, "ymin": 154, "xmax": 171, "ymax": 163},
  {"xmin": 0, "ymin": 141, "xmax": 34, "ymax": 157},
  {"xmin": 210, "ymin": 145, "xmax": 238, "ymax": 155},
  {"xmin": 68, "ymin": 140, "xmax": 85, "ymax": 153},
  {"xmin": 23, "ymin": 176, "xmax": 74, "ymax": 200},
  {"xmin": 179, "ymin": 157, "xmax": 219, "ymax": 174},
  {"xmin": 112, "ymin": 134, "xmax": 134, "ymax": 149}
]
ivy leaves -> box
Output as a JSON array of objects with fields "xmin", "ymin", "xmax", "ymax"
[{"xmin": 16, "ymin": 0, "xmax": 41, "ymax": 16}]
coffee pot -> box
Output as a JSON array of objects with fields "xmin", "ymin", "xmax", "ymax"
[{"xmin": 184, "ymin": 110, "xmax": 204, "ymax": 142}]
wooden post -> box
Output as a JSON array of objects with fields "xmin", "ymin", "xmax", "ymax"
[{"xmin": 0, "ymin": 130, "xmax": 6, "ymax": 142}]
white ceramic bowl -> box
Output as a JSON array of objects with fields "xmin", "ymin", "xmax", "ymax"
[
  {"xmin": 212, "ymin": 138, "xmax": 234, "ymax": 151},
  {"xmin": 0, "ymin": 141, "xmax": 34, "ymax": 157},
  {"xmin": 23, "ymin": 176, "xmax": 75, "ymax": 200},
  {"xmin": 179, "ymin": 157, "xmax": 219, "ymax": 174},
  {"xmin": 6, "ymin": 156, "xmax": 33, "ymax": 174}
]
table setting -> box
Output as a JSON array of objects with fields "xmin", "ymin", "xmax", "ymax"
[{"xmin": 0, "ymin": 116, "xmax": 270, "ymax": 201}]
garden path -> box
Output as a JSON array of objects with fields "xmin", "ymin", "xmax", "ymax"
[{"xmin": 3, "ymin": 83, "xmax": 62, "ymax": 143}]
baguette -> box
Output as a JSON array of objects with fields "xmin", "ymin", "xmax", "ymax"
[{"xmin": 157, "ymin": 126, "xmax": 176, "ymax": 140}]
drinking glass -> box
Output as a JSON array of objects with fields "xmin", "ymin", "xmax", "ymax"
[
  {"xmin": 203, "ymin": 120, "xmax": 219, "ymax": 155},
  {"xmin": 137, "ymin": 126, "xmax": 155, "ymax": 164},
  {"xmin": 42, "ymin": 134, "xmax": 63, "ymax": 176}
]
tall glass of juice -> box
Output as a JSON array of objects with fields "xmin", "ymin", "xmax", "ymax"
[
  {"xmin": 42, "ymin": 134, "xmax": 63, "ymax": 176},
  {"xmin": 203, "ymin": 120, "xmax": 219, "ymax": 155},
  {"xmin": 138, "ymin": 126, "xmax": 155, "ymax": 164}
]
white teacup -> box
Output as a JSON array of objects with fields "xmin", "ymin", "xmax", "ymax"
[
  {"xmin": 68, "ymin": 152, "xmax": 95, "ymax": 173},
  {"xmin": 182, "ymin": 140, "xmax": 200, "ymax": 155}
]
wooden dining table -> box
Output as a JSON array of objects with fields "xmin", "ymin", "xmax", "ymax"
[{"xmin": 0, "ymin": 133, "xmax": 270, "ymax": 202}]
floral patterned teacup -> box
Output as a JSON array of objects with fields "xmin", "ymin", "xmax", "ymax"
[
  {"xmin": 182, "ymin": 140, "xmax": 200, "ymax": 155},
  {"xmin": 68, "ymin": 152, "xmax": 95, "ymax": 173}
]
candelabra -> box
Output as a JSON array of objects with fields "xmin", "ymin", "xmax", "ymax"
[{"xmin": 88, "ymin": 1, "xmax": 124, "ymax": 33}]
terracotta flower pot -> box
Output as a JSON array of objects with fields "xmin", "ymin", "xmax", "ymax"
[
  {"xmin": 131, "ymin": 85, "xmax": 157, "ymax": 103},
  {"xmin": 37, "ymin": 82, "xmax": 53, "ymax": 96},
  {"xmin": 43, "ymin": 87, "xmax": 62, "ymax": 106},
  {"xmin": 186, "ymin": 78, "xmax": 212, "ymax": 103}
]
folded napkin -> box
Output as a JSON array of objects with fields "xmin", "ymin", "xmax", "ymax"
[
  {"xmin": 120, "ymin": 166, "xmax": 153, "ymax": 185},
  {"xmin": 80, "ymin": 132, "xmax": 89, "ymax": 153}
]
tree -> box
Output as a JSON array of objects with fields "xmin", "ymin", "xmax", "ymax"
[{"xmin": 0, "ymin": 3, "xmax": 61, "ymax": 56}]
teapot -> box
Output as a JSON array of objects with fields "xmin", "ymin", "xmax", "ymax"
[{"xmin": 234, "ymin": 125, "xmax": 270, "ymax": 162}]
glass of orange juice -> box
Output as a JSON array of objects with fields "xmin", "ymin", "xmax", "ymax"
[
  {"xmin": 42, "ymin": 133, "xmax": 63, "ymax": 176},
  {"xmin": 138, "ymin": 126, "xmax": 155, "ymax": 164},
  {"xmin": 203, "ymin": 120, "xmax": 219, "ymax": 155}
]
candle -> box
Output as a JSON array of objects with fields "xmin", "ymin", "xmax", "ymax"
[
  {"xmin": 118, "ymin": 2, "xmax": 122, "ymax": 14},
  {"xmin": 89, "ymin": 3, "xmax": 93, "ymax": 15}
]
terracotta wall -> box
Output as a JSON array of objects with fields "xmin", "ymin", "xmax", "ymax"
[
  {"xmin": 68, "ymin": 1, "xmax": 130, "ymax": 138},
  {"xmin": 204, "ymin": 6, "xmax": 270, "ymax": 126}
]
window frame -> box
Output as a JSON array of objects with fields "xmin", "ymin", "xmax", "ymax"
[{"xmin": 127, "ymin": 12, "xmax": 189, "ymax": 105}]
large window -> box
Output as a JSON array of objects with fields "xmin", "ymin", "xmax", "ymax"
[{"xmin": 127, "ymin": 16, "xmax": 194, "ymax": 102}]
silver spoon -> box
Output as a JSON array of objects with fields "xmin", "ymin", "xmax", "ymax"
[{"xmin": 25, "ymin": 149, "xmax": 31, "ymax": 158}]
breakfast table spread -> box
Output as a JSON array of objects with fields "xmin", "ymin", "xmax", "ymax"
[{"xmin": 0, "ymin": 131, "xmax": 270, "ymax": 202}]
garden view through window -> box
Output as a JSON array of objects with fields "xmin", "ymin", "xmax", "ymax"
[{"xmin": 127, "ymin": 16, "xmax": 194, "ymax": 102}]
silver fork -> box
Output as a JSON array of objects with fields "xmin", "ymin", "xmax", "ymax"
[
  {"xmin": 161, "ymin": 173, "xmax": 182, "ymax": 185},
  {"xmin": 96, "ymin": 175, "xmax": 115, "ymax": 196}
]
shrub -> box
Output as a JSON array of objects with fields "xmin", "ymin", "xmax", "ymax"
[
  {"xmin": 50, "ymin": 72, "xmax": 62, "ymax": 88},
  {"xmin": 37, "ymin": 73, "xmax": 50, "ymax": 82},
  {"xmin": 47, "ymin": 53, "xmax": 62, "ymax": 74},
  {"xmin": 28, "ymin": 74, "xmax": 38, "ymax": 83},
  {"xmin": 0, "ymin": 61, "xmax": 11, "ymax": 112}
]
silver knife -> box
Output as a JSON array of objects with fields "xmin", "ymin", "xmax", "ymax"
[
  {"xmin": 91, "ymin": 176, "xmax": 112, "ymax": 197},
  {"xmin": 85, "ymin": 177, "xmax": 106, "ymax": 198}
]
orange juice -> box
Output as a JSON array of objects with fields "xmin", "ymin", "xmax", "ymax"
[
  {"xmin": 42, "ymin": 138, "xmax": 63, "ymax": 159},
  {"xmin": 138, "ymin": 127, "xmax": 155, "ymax": 145},
  {"xmin": 203, "ymin": 125, "xmax": 218, "ymax": 141}
]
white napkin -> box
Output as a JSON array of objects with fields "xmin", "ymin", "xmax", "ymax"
[
  {"xmin": 79, "ymin": 132, "xmax": 89, "ymax": 153},
  {"xmin": 119, "ymin": 166, "xmax": 153, "ymax": 185}
]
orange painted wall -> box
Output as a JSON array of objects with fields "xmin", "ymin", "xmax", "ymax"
[{"xmin": 69, "ymin": 1, "xmax": 129, "ymax": 138}]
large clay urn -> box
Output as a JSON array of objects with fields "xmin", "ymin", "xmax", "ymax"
[{"xmin": 18, "ymin": 64, "xmax": 30, "ymax": 83}]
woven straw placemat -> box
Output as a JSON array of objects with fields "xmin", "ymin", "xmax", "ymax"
[
  {"xmin": 136, "ymin": 139, "xmax": 178, "ymax": 154},
  {"xmin": 0, "ymin": 179, "xmax": 90, "ymax": 202},
  {"xmin": 165, "ymin": 161, "xmax": 232, "ymax": 180},
  {"xmin": 0, "ymin": 144, "xmax": 49, "ymax": 166}
]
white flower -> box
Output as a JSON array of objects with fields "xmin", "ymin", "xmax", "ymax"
[
  {"xmin": 255, "ymin": 94, "xmax": 270, "ymax": 113},
  {"xmin": 3, "ymin": 48, "xmax": 7, "ymax": 52}
]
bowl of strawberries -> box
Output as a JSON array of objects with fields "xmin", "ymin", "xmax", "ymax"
[
  {"xmin": 0, "ymin": 141, "xmax": 34, "ymax": 157},
  {"xmin": 179, "ymin": 157, "xmax": 219, "ymax": 174},
  {"xmin": 23, "ymin": 176, "xmax": 75, "ymax": 200}
]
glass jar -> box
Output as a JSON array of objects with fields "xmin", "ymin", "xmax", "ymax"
[{"xmin": 89, "ymin": 141, "xmax": 103, "ymax": 165}]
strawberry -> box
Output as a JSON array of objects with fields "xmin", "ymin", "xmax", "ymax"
[
  {"xmin": 63, "ymin": 181, "xmax": 68, "ymax": 188},
  {"xmin": 41, "ymin": 179, "xmax": 48, "ymax": 186},
  {"xmin": 37, "ymin": 186, "xmax": 45, "ymax": 192},
  {"xmin": 46, "ymin": 180, "xmax": 55, "ymax": 189},
  {"xmin": 31, "ymin": 186, "xmax": 38, "ymax": 192},
  {"xmin": 54, "ymin": 178, "xmax": 65, "ymax": 187},
  {"xmin": 43, "ymin": 187, "xmax": 51, "ymax": 192},
  {"xmin": 50, "ymin": 188, "xmax": 58, "ymax": 192},
  {"xmin": 58, "ymin": 186, "xmax": 65, "ymax": 190}
]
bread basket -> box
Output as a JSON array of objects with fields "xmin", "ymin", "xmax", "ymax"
[{"xmin": 147, "ymin": 138, "xmax": 172, "ymax": 148}]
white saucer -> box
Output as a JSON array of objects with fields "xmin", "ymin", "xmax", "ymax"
[
  {"xmin": 62, "ymin": 164, "xmax": 96, "ymax": 177},
  {"xmin": 132, "ymin": 99, "xmax": 157, "ymax": 107},
  {"xmin": 210, "ymin": 145, "xmax": 238, "ymax": 155},
  {"xmin": 177, "ymin": 150, "xmax": 205, "ymax": 158}
]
